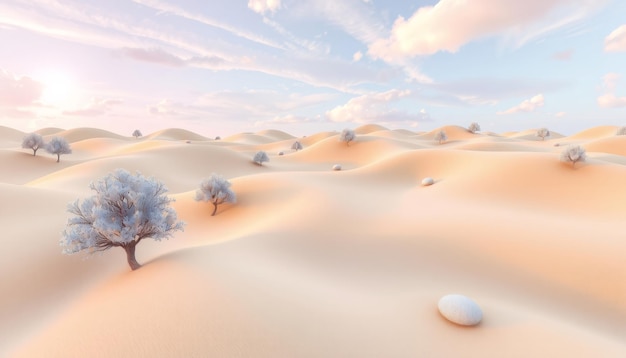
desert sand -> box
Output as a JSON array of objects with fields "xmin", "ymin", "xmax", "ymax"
[{"xmin": 1, "ymin": 124, "xmax": 625, "ymax": 357}]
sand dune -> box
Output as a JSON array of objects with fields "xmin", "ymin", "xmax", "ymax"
[{"xmin": 2, "ymin": 125, "xmax": 626, "ymax": 357}]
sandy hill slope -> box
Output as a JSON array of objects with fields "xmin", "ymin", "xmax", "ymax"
[{"xmin": 2, "ymin": 124, "xmax": 625, "ymax": 357}]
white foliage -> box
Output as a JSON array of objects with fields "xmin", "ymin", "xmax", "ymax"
[
  {"xmin": 61, "ymin": 169, "xmax": 184, "ymax": 256},
  {"xmin": 434, "ymin": 130, "xmax": 447, "ymax": 144},
  {"xmin": 339, "ymin": 128, "xmax": 356, "ymax": 146},
  {"xmin": 253, "ymin": 150, "xmax": 269, "ymax": 165},
  {"xmin": 560, "ymin": 145, "xmax": 586, "ymax": 167},
  {"xmin": 291, "ymin": 140, "xmax": 303, "ymax": 151},
  {"xmin": 132, "ymin": 129, "xmax": 142, "ymax": 138},
  {"xmin": 536, "ymin": 128, "xmax": 550, "ymax": 140},
  {"xmin": 22, "ymin": 133, "xmax": 45, "ymax": 156},
  {"xmin": 46, "ymin": 137, "xmax": 72, "ymax": 162},
  {"xmin": 332, "ymin": 164, "xmax": 342, "ymax": 171},
  {"xmin": 468, "ymin": 122, "xmax": 481, "ymax": 133},
  {"xmin": 195, "ymin": 174, "xmax": 236, "ymax": 216},
  {"xmin": 616, "ymin": 127, "xmax": 626, "ymax": 135}
]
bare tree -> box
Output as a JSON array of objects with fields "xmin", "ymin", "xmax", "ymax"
[
  {"xmin": 46, "ymin": 137, "xmax": 72, "ymax": 162},
  {"xmin": 536, "ymin": 128, "xmax": 550, "ymax": 141},
  {"xmin": 132, "ymin": 129, "xmax": 142, "ymax": 138},
  {"xmin": 339, "ymin": 129, "xmax": 356, "ymax": 146},
  {"xmin": 253, "ymin": 151, "xmax": 269, "ymax": 166},
  {"xmin": 615, "ymin": 127, "xmax": 626, "ymax": 135},
  {"xmin": 434, "ymin": 130, "xmax": 447, "ymax": 144},
  {"xmin": 291, "ymin": 140, "xmax": 303, "ymax": 151},
  {"xmin": 60, "ymin": 169, "xmax": 185, "ymax": 270},
  {"xmin": 560, "ymin": 145, "xmax": 586, "ymax": 167},
  {"xmin": 195, "ymin": 174, "xmax": 236, "ymax": 216},
  {"xmin": 468, "ymin": 122, "xmax": 481, "ymax": 134},
  {"xmin": 22, "ymin": 133, "xmax": 45, "ymax": 156}
]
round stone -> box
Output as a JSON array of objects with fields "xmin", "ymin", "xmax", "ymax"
[
  {"xmin": 332, "ymin": 164, "xmax": 342, "ymax": 171},
  {"xmin": 278, "ymin": 151, "xmax": 284, "ymax": 156},
  {"xmin": 421, "ymin": 177, "xmax": 434, "ymax": 186},
  {"xmin": 438, "ymin": 294, "xmax": 483, "ymax": 326}
]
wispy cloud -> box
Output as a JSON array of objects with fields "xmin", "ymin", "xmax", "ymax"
[
  {"xmin": 604, "ymin": 24, "xmax": 626, "ymax": 52},
  {"xmin": 120, "ymin": 47, "xmax": 185, "ymax": 67},
  {"xmin": 597, "ymin": 73, "xmax": 626, "ymax": 108},
  {"xmin": 369, "ymin": 0, "xmax": 605, "ymax": 62},
  {"xmin": 248, "ymin": 0, "xmax": 281, "ymax": 15},
  {"xmin": 63, "ymin": 98, "xmax": 123, "ymax": 116},
  {"xmin": 497, "ymin": 94, "xmax": 545, "ymax": 115}
]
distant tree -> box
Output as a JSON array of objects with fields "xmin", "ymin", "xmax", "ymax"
[
  {"xmin": 46, "ymin": 137, "xmax": 72, "ymax": 162},
  {"xmin": 132, "ymin": 129, "xmax": 142, "ymax": 138},
  {"xmin": 536, "ymin": 128, "xmax": 550, "ymax": 141},
  {"xmin": 253, "ymin": 151, "xmax": 269, "ymax": 166},
  {"xmin": 22, "ymin": 133, "xmax": 45, "ymax": 156},
  {"xmin": 468, "ymin": 122, "xmax": 481, "ymax": 134},
  {"xmin": 615, "ymin": 127, "xmax": 626, "ymax": 136},
  {"xmin": 215, "ymin": 136, "xmax": 221, "ymax": 140},
  {"xmin": 339, "ymin": 128, "xmax": 356, "ymax": 146},
  {"xmin": 195, "ymin": 174, "xmax": 236, "ymax": 216},
  {"xmin": 291, "ymin": 140, "xmax": 303, "ymax": 151},
  {"xmin": 434, "ymin": 130, "xmax": 448, "ymax": 144},
  {"xmin": 560, "ymin": 145, "xmax": 586, "ymax": 167},
  {"xmin": 60, "ymin": 169, "xmax": 185, "ymax": 270}
]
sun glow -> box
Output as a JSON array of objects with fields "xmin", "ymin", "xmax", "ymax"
[{"xmin": 39, "ymin": 71, "xmax": 77, "ymax": 107}]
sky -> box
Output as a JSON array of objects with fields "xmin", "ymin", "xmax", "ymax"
[{"xmin": 1, "ymin": 0, "xmax": 625, "ymax": 137}]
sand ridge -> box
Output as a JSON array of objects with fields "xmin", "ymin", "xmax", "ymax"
[{"xmin": 2, "ymin": 125, "xmax": 626, "ymax": 357}]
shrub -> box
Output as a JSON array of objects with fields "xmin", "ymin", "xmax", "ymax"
[
  {"xmin": 536, "ymin": 128, "xmax": 550, "ymax": 141},
  {"xmin": 339, "ymin": 129, "xmax": 356, "ymax": 146},
  {"xmin": 560, "ymin": 145, "xmax": 586, "ymax": 167},
  {"xmin": 615, "ymin": 127, "xmax": 626, "ymax": 136},
  {"xmin": 132, "ymin": 129, "xmax": 142, "ymax": 138},
  {"xmin": 22, "ymin": 133, "xmax": 45, "ymax": 156},
  {"xmin": 434, "ymin": 130, "xmax": 447, "ymax": 144},
  {"xmin": 291, "ymin": 140, "xmax": 303, "ymax": 151},
  {"xmin": 253, "ymin": 151, "xmax": 269, "ymax": 165},
  {"xmin": 195, "ymin": 174, "xmax": 236, "ymax": 216},
  {"xmin": 60, "ymin": 169, "xmax": 184, "ymax": 270},
  {"xmin": 46, "ymin": 137, "xmax": 72, "ymax": 162},
  {"xmin": 468, "ymin": 122, "xmax": 481, "ymax": 134}
]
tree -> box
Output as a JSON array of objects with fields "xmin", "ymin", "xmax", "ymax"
[
  {"xmin": 132, "ymin": 129, "xmax": 142, "ymax": 138},
  {"xmin": 339, "ymin": 128, "xmax": 355, "ymax": 146},
  {"xmin": 434, "ymin": 130, "xmax": 447, "ymax": 144},
  {"xmin": 253, "ymin": 151, "xmax": 269, "ymax": 165},
  {"xmin": 536, "ymin": 128, "xmax": 550, "ymax": 141},
  {"xmin": 560, "ymin": 145, "xmax": 586, "ymax": 167},
  {"xmin": 195, "ymin": 174, "xmax": 236, "ymax": 216},
  {"xmin": 46, "ymin": 137, "xmax": 72, "ymax": 162},
  {"xmin": 60, "ymin": 169, "xmax": 185, "ymax": 270},
  {"xmin": 291, "ymin": 140, "xmax": 303, "ymax": 151},
  {"xmin": 22, "ymin": 133, "xmax": 45, "ymax": 156},
  {"xmin": 616, "ymin": 127, "xmax": 626, "ymax": 135},
  {"xmin": 468, "ymin": 122, "xmax": 481, "ymax": 134}
]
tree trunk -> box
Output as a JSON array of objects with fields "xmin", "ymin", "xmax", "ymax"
[
  {"xmin": 56, "ymin": 154, "xmax": 60, "ymax": 162},
  {"xmin": 212, "ymin": 202, "xmax": 218, "ymax": 216},
  {"xmin": 124, "ymin": 243, "xmax": 141, "ymax": 270},
  {"xmin": 33, "ymin": 148, "xmax": 37, "ymax": 156}
]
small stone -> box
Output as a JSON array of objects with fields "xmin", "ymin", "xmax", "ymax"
[
  {"xmin": 421, "ymin": 177, "xmax": 434, "ymax": 186},
  {"xmin": 278, "ymin": 151, "xmax": 284, "ymax": 156},
  {"xmin": 438, "ymin": 294, "xmax": 483, "ymax": 326},
  {"xmin": 332, "ymin": 164, "xmax": 342, "ymax": 171}
]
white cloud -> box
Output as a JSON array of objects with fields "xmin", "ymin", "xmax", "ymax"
[
  {"xmin": 63, "ymin": 98, "xmax": 123, "ymax": 116},
  {"xmin": 248, "ymin": 0, "xmax": 281, "ymax": 14},
  {"xmin": 353, "ymin": 51, "xmax": 363, "ymax": 62},
  {"xmin": 555, "ymin": 111, "xmax": 566, "ymax": 118},
  {"xmin": 604, "ymin": 24, "xmax": 626, "ymax": 52},
  {"xmin": 497, "ymin": 94, "xmax": 545, "ymax": 115},
  {"xmin": 597, "ymin": 73, "xmax": 626, "ymax": 108},
  {"xmin": 368, "ymin": 0, "xmax": 604, "ymax": 62},
  {"xmin": 325, "ymin": 89, "xmax": 428, "ymax": 124}
]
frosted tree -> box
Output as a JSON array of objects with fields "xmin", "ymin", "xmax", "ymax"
[
  {"xmin": 560, "ymin": 145, "xmax": 586, "ymax": 167},
  {"xmin": 434, "ymin": 130, "xmax": 448, "ymax": 144},
  {"xmin": 22, "ymin": 133, "xmax": 45, "ymax": 156},
  {"xmin": 291, "ymin": 140, "xmax": 303, "ymax": 151},
  {"xmin": 46, "ymin": 137, "xmax": 72, "ymax": 162},
  {"xmin": 536, "ymin": 128, "xmax": 550, "ymax": 141},
  {"xmin": 253, "ymin": 150, "xmax": 269, "ymax": 165},
  {"xmin": 339, "ymin": 128, "xmax": 356, "ymax": 146},
  {"xmin": 615, "ymin": 127, "xmax": 626, "ymax": 135},
  {"xmin": 132, "ymin": 129, "xmax": 142, "ymax": 138},
  {"xmin": 60, "ymin": 169, "xmax": 185, "ymax": 270},
  {"xmin": 468, "ymin": 122, "xmax": 481, "ymax": 134},
  {"xmin": 195, "ymin": 174, "xmax": 236, "ymax": 216}
]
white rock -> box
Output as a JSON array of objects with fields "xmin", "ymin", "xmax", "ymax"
[
  {"xmin": 421, "ymin": 177, "xmax": 434, "ymax": 186},
  {"xmin": 438, "ymin": 294, "xmax": 483, "ymax": 326},
  {"xmin": 332, "ymin": 164, "xmax": 342, "ymax": 171}
]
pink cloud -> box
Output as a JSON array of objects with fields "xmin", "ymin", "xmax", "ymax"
[
  {"xmin": 369, "ymin": 0, "xmax": 601, "ymax": 62},
  {"xmin": 120, "ymin": 47, "xmax": 185, "ymax": 67},
  {"xmin": 552, "ymin": 49, "xmax": 573, "ymax": 61},
  {"xmin": 63, "ymin": 98, "xmax": 123, "ymax": 116},
  {"xmin": 597, "ymin": 73, "xmax": 626, "ymax": 108},
  {"xmin": 604, "ymin": 24, "xmax": 626, "ymax": 52},
  {"xmin": 325, "ymin": 89, "xmax": 428, "ymax": 124},
  {"xmin": 497, "ymin": 94, "xmax": 544, "ymax": 115},
  {"xmin": 0, "ymin": 69, "xmax": 43, "ymax": 107}
]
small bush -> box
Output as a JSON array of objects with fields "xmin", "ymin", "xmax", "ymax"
[
  {"xmin": 253, "ymin": 151, "xmax": 269, "ymax": 165},
  {"xmin": 560, "ymin": 145, "xmax": 586, "ymax": 167}
]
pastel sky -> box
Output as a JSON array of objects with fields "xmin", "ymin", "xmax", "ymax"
[{"xmin": 1, "ymin": 0, "xmax": 625, "ymax": 137}]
